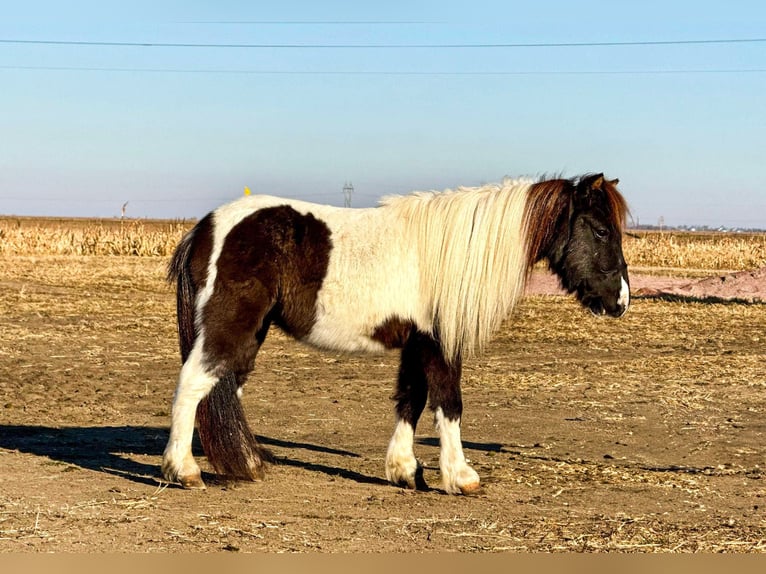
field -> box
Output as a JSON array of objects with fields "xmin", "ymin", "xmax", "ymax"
[
  {"xmin": 0, "ymin": 218, "xmax": 765, "ymax": 552},
  {"xmin": 2, "ymin": 215, "xmax": 766, "ymax": 270}
]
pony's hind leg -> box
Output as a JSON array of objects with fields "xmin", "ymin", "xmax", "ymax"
[
  {"xmin": 185, "ymin": 279, "xmax": 275, "ymax": 487},
  {"xmin": 162, "ymin": 338, "xmax": 217, "ymax": 489},
  {"xmin": 386, "ymin": 331, "xmax": 429, "ymax": 489},
  {"xmin": 162, "ymin": 322, "xmax": 272, "ymax": 488}
]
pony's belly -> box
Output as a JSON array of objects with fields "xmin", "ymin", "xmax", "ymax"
[{"xmin": 302, "ymin": 320, "xmax": 387, "ymax": 354}]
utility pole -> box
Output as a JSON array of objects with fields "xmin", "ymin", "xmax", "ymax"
[{"xmin": 343, "ymin": 181, "xmax": 354, "ymax": 208}]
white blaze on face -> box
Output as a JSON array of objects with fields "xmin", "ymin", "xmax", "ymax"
[{"xmin": 618, "ymin": 277, "xmax": 630, "ymax": 311}]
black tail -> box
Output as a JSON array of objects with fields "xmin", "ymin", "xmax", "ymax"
[
  {"xmin": 196, "ymin": 373, "xmax": 273, "ymax": 481},
  {"xmin": 167, "ymin": 226, "xmax": 198, "ymax": 363},
  {"xmin": 168, "ymin": 219, "xmax": 272, "ymax": 481}
]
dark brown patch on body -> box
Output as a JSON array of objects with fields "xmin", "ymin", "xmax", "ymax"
[
  {"xmin": 191, "ymin": 204, "xmax": 332, "ymax": 482},
  {"xmin": 201, "ymin": 204, "xmax": 332, "ymax": 374},
  {"xmin": 371, "ymin": 317, "xmax": 415, "ymax": 349}
]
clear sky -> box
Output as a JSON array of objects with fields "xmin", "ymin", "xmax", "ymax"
[{"xmin": 1, "ymin": 1, "xmax": 765, "ymax": 228}]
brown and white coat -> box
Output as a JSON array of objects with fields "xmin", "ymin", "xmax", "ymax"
[{"xmin": 162, "ymin": 174, "xmax": 630, "ymax": 494}]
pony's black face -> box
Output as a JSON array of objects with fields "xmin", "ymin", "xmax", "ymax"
[{"xmin": 550, "ymin": 174, "xmax": 630, "ymax": 318}]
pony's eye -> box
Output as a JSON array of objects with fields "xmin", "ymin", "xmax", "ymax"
[{"xmin": 594, "ymin": 227, "xmax": 609, "ymax": 240}]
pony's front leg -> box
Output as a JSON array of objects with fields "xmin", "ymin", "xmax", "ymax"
[
  {"xmin": 385, "ymin": 419, "xmax": 421, "ymax": 488},
  {"xmin": 386, "ymin": 331, "xmax": 480, "ymax": 494},
  {"xmin": 423, "ymin": 341, "xmax": 480, "ymax": 495},
  {"xmin": 434, "ymin": 407, "xmax": 480, "ymax": 495},
  {"xmin": 386, "ymin": 332, "xmax": 429, "ymax": 489},
  {"xmin": 162, "ymin": 342, "xmax": 217, "ymax": 489}
]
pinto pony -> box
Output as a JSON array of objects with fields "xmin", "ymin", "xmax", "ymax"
[{"xmin": 162, "ymin": 173, "xmax": 630, "ymax": 494}]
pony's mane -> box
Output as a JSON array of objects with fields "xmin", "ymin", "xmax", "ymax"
[
  {"xmin": 380, "ymin": 178, "xmax": 534, "ymax": 363},
  {"xmin": 522, "ymin": 177, "xmax": 573, "ymax": 269},
  {"xmin": 601, "ymin": 178, "xmax": 630, "ymax": 229},
  {"xmin": 380, "ymin": 175, "xmax": 629, "ymax": 363}
]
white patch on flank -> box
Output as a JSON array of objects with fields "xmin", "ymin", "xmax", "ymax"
[
  {"xmin": 385, "ymin": 419, "xmax": 418, "ymax": 487},
  {"xmin": 434, "ymin": 408, "xmax": 480, "ymax": 494},
  {"xmin": 303, "ymin": 206, "xmax": 427, "ymax": 353},
  {"xmin": 618, "ymin": 277, "xmax": 630, "ymax": 310},
  {"xmin": 162, "ymin": 336, "xmax": 217, "ymax": 483}
]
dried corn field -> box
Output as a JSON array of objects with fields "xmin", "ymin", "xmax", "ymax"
[
  {"xmin": 0, "ymin": 217, "xmax": 191, "ymax": 257},
  {"xmin": 0, "ymin": 218, "xmax": 764, "ymax": 552},
  {"xmin": 2, "ymin": 216, "xmax": 765, "ymax": 272},
  {"xmin": 624, "ymin": 231, "xmax": 766, "ymax": 273}
]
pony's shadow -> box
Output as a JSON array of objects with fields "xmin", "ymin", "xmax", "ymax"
[
  {"xmin": 259, "ymin": 436, "xmax": 390, "ymax": 487},
  {"xmin": 416, "ymin": 436, "xmax": 505, "ymax": 453},
  {"xmin": 0, "ymin": 425, "xmax": 387, "ymax": 488}
]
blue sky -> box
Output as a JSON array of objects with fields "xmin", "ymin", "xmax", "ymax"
[{"xmin": 1, "ymin": 1, "xmax": 765, "ymax": 227}]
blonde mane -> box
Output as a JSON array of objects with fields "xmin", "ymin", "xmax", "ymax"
[{"xmin": 381, "ymin": 178, "xmax": 534, "ymax": 363}]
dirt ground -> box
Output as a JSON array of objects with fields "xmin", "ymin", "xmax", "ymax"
[{"xmin": 0, "ymin": 256, "xmax": 764, "ymax": 552}]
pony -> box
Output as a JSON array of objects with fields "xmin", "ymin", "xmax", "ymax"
[{"xmin": 161, "ymin": 173, "xmax": 630, "ymax": 494}]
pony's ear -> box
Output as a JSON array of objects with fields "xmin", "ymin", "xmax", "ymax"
[
  {"xmin": 609, "ymin": 178, "xmax": 620, "ymax": 186},
  {"xmin": 574, "ymin": 173, "xmax": 604, "ymax": 208},
  {"xmin": 589, "ymin": 174, "xmax": 605, "ymax": 191}
]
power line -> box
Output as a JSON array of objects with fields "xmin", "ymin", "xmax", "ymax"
[
  {"xmin": 1, "ymin": 37, "xmax": 765, "ymax": 49},
  {"xmin": 175, "ymin": 21, "xmax": 442, "ymax": 25},
  {"xmin": 2, "ymin": 64, "xmax": 765, "ymax": 76}
]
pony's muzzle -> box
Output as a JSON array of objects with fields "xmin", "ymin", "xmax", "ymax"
[{"xmin": 586, "ymin": 275, "xmax": 630, "ymax": 318}]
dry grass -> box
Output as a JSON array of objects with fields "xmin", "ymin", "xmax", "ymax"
[
  {"xmin": 2, "ymin": 217, "xmax": 765, "ymax": 271},
  {"xmin": 624, "ymin": 230, "xmax": 766, "ymax": 271},
  {"xmin": 0, "ymin": 217, "xmax": 191, "ymax": 257},
  {"xmin": 1, "ymin": 254, "xmax": 765, "ymax": 552}
]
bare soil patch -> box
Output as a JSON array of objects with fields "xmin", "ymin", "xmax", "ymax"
[
  {"xmin": 526, "ymin": 266, "xmax": 766, "ymax": 303},
  {"xmin": 1, "ymin": 256, "xmax": 764, "ymax": 552}
]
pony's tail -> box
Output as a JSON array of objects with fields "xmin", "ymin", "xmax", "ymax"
[
  {"xmin": 196, "ymin": 373, "xmax": 273, "ymax": 481},
  {"xmin": 168, "ymin": 221, "xmax": 272, "ymax": 482},
  {"xmin": 167, "ymin": 227, "xmax": 198, "ymax": 363}
]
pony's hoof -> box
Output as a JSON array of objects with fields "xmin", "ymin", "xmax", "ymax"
[
  {"xmin": 388, "ymin": 465, "xmax": 429, "ymax": 491},
  {"xmin": 458, "ymin": 480, "xmax": 481, "ymax": 495},
  {"xmin": 179, "ymin": 474, "xmax": 207, "ymax": 489},
  {"xmin": 443, "ymin": 465, "xmax": 481, "ymax": 495},
  {"xmin": 162, "ymin": 453, "xmax": 205, "ymax": 489}
]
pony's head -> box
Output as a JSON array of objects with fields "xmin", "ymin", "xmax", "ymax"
[{"xmin": 528, "ymin": 173, "xmax": 630, "ymax": 318}]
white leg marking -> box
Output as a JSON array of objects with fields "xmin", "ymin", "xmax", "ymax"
[
  {"xmin": 162, "ymin": 338, "xmax": 217, "ymax": 488},
  {"xmin": 385, "ymin": 419, "xmax": 419, "ymax": 488},
  {"xmin": 435, "ymin": 408, "xmax": 481, "ymax": 494},
  {"xmin": 618, "ymin": 277, "xmax": 630, "ymax": 312}
]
